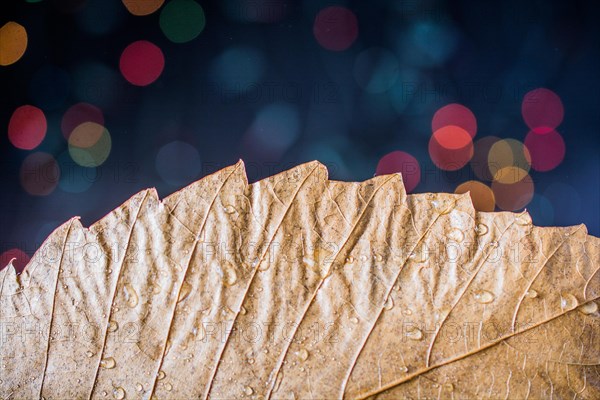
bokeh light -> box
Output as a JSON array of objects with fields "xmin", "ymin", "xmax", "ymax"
[
  {"xmin": 68, "ymin": 124, "xmax": 112, "ymax": 167},
  {"xmin": 159, "ymin": 0, "xmax": 206, "ymax": 43},
  {"xmin": 210, "ymin": 46, "xmax": 266, "ymax": 92},
  {"xmin": 524, "ymin": 129, "xmax": 566, "ymax": 172},
  {"xmin": 20, "ymin": 152, "xmax": 60, "ymax": 196},
  {"xmin": 521, "ymin": 88, "xmax": 564, "ymax": 134},
  {"xmin": 428, "ymin": 125, "xmax": 474, "ymax": 171},
  {"xmin": 245, "ymin": 103, "xmax": 300, "ymax": 157},
  {"xmin": 432, "ymin": 103, "xmax": 477, "ymax": 138},
  {"xmin": 487, "ymin": 138, "xmax": 531, "ymax": 178},
  {"xmin": 454, "ymin": 180, "xmax": 495, "ymax": 212},
  {"xmin": 8, "ymin": 105, "xmax": 47, "ymax": 150},
  {"xmin": 155, "ymin": 141, "xmax": 202, "ymax": 186},
  {"xmin": 0, "ymin": 22, "xmax": 27, "ymax": 66},
  {"xmin": 470, "ymin": 136, "xmax": 500, "ymax": 181},
  {"xmin": 313, "ymin": 6, "xmax": 358, "ymax": 51},
  {"xmin": 61, "ymin": 103, "xmax": 105, "ymax": 140},
  {"xmin": 491, "ymin": 167, "xmax": 534, "ymax": 211},
  {"xmin": 353, "ymin": 48, "xmax": 399, "ymax": 94},
  {"xmin": 528, "ymin": 194, "xmax": 554, "ymax": 226},
  {"xmin": 374, "ymin": 150, "xmax": 420, "ymax": 193},
  {"xmin": 29, "ymin": 65, "xmax": 70, "ymax": 110},
  {"xmin": 397, "ymin": 20, "xmax": 459, "ymax": 67},
  {"xmin": 0, "ymin": 248, "xmax": 30, "ymax": 273},
  {"xmin": 120, "ymin": 40, "xmax": 165, "ymax": 86},
  {"xmin": 122, "ymin": 0, "xmax": 165, "ymax": 16}
]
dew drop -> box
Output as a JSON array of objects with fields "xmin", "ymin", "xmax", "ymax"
[
  {"xmin": 296, "ymin": 348, "xmax": 309, "ymax": 361},
  {"xmin": 560, "ymin": 293, "xmax": 578, "ymax": 310},
  {"xmin": 384, "ymin": 296, "xmax": 394, "ymax": 311},
  {"xmin": 579, "ymin": 302, "xmax": 598, "ymax": 315},
  {"xmin": 476, "ymin": 223, "xmax": 489, "ymax": 236},
  {"xmin": 123, "ymin": 284, "xmax": 138, "ymax": 308},
  {"xmin": 108, "ymin": 320, "xmax": 119, "ymax": 333},
  {"xmin": 448, "ymin": 228, "xmax": 464, "ymax": 243},
  {"xmin": 224, "ymin": 267, "xmax": 238, "ymax": 287},
  {"xmin": 102, "ymin": 391, "xmax": 107, "ymax": 397},
  {"xmin": 157, "ymin": 370, "xmax": 166, "ymax": 380},
  {"xmin": 489, "ymin": 241, "xmax": 499, "ymax": 248},
  {"xmin": 474, "ymin": 290, "xmax": 495, "ymax": 304},
  {"xmin": 243, "ymin": 386, "xmax": 254, "ymax": 396},
  {"xmin": 345, "ymin": 256, "xmax": 355, "ymax": 264},
  {"xmin": 515, "ymin": 212, "xmax": 532, "ymax": 226},
  {"xmin": 443, "ymin": 383, "xmax": 454, "ymax": 392},
  {"xmin": 178, "ymin": 281, "xmax": 192, "ymax": 303},
  {"xmin": 151, "ymin": 283, "xmax": 162, "ymax": 295},
  {"xmin": 247, "ymin": 357, "xmax": 255, "ymax": 365},
  {"xmin": 359, "ymin": 255, "xmax": 368, "ymax": 262},
  {"xmin": 399, "ymin": 365, "xmax": 408, "ymax": 373},
  {"xmin": 86, "ymin": 350, "xmax": 95, "ymax": 358},
  {"xmin": 402, "ymin": 308, "xmax": 413, "ymax": 316},
  {"xmin": 113, "ymin": 387, "xmax": 125, "ymax": 399},
  {"xmin": 100, "ymin": 357, "xmax": 116, "ymax": 369},
  {"xmin": 224, "ymin": 205, "xmax": 236, "ymax": 214},
  {"xmin": 525, "ymin": 289, "xmax": 538, "ymax": 299},
  {"xmin": 164, "ymin": 383, "xmax": 172, "ymax": 391},
  {"xmin": 136, "ymin": 383, "xmax": 143, "ymax": 392},
  {"xmin": 349, "ymin": 316, "xmax": 359, "ymax": 324},
  {"xmin": 405, "ymin": 328, "xmax": 423, "ymax": 341},
  {"xmin": 239, "ymin": 305, "xmax": 247, "ymax": 315},
  {"xmin": 409, "ymin": 249, "xmax": 428, "ymax": 263},
  {"xmin": 374, "ymin": 253, "xmax": 383, "ymax": 262}
]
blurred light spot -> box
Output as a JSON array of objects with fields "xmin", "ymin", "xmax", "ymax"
[
  {"xmin": 432, "ymin": 103, "xmax": 477, "ymax": 138},
  {"xmin": 488, "ymin": 138, "xmax": 531, "ymax": 178},
  {"xmin": 524, "ymin": 130, "xmax": 565, "ymax": 172},
  {"xmin": 68, "ymin": 124, "xmax": 112, "ymax": 167},
  {"xmin": 120, "ymin": 40, "xmax": 165, "ymax": 86},
  {"xmin": 428, "ymin": 126, "xmax": 474, "ymax": 171},
  {"xmin": 73, "ymin": 62, "xmax": 120, "ymax": 107},
  {"xmin": 68, "ymin": 122, "xmax": 105, "ymax": 148},
  {"xmin": 493, "ymin": 165, "xmax": 529, "ymax": 185},
  {"xmin": 397, "ymin": 20, "xmax": 458, "ymax": 67},
  {"xmin": 61, "ymin": 103, "xmax": 104, "ymax": 140},
  {"xmin": 246, "ymin": 103, "xmax": 300, "ymax": 156},
  {"xmin": 57, "ymin": 151, "xmax": 96, "ymax": 193},
  {"xmin": 521, "ymin": 88, "xmax": 564, "ymax": 134},
  {"xmin": 313, "ymin": 6, "xmax": 358, "ymax": 51},
  {"xmin": 8, "ymin": 105, "xmax": 47, "ymax": 150},
  {"xmin": 543, "ymin": 182, "xmax": 581, "ymax": 225},
  {"xmin": 454, "ymin": 180, "xmax": 495, "ymax": 212},
  {"xmin": 210, "ymin": 46, "xmax": 266, "ymax": 92},
  {"xmin": 0, "ymin": 248, "xmax": 30, "ymax": 273},
  {"xmin": 470, "ymin": 136, "xmax": 500, "ymax": 181},
  {"xmin": 20, "ymin": 152, "xmax": 60, "ymax": 196},
  {"xmin": 155, "ymin": 141, "xmax": 201, "ymax": 186},
  {"xmin": 160, "ymin": 0, "xmax": 205, "ymax": 43},
  {"xmin": 528, "ymin": 194, "xmax": 554, "ymax": 226},
  {"xmin": 374, "ymin": 151, "xmax": 420, "ymax": 193},
  {"xmin": 491, "ymin": 168, "xmax": 534, "ymax": 211},
  {"xmin": 123, "ymin": 0, "xmax": 165, "ymax": 16},
  {"xmin": 29, "ymin": 65, "xmax": 70, "ymax": 109},
  {"xmin": 220, "ymin": 0, "xmax": 290, "ymax": 23},
  {"xmin": 353, "ymin": 48, "xmax": 399, "ymax": 94},
  {"xmin": 0, "ymin": 22, "xmax": 27, "ymax": 66},
  {"xmin": 77, "ymin": 0, "xmax": 126, "ymax": 35}
]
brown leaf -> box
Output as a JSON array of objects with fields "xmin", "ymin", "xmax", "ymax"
[{"xmin": 1, "ymin": 161, "xmax": 598, "ymax": 399}]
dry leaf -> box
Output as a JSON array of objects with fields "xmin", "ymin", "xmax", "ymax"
[{"xmin": 1, "ymin": 160, "xmax": 599, "ymax": 399}]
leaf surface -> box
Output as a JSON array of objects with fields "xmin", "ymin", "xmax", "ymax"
[{"xmin": 1, "ymin": 161, "xmax": 598, "ymax": 399}]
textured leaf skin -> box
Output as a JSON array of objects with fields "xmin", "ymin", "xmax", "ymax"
[{"xmin": 0, "ymin": 160, "xmax": 598, "ymax": 399}]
